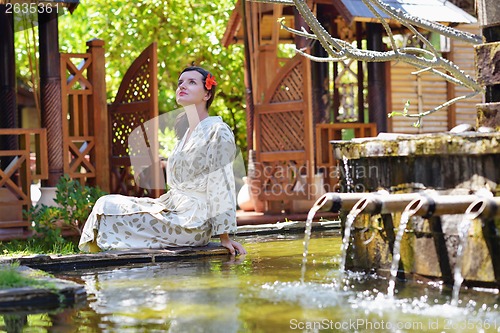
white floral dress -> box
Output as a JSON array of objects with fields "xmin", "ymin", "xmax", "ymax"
[{"xmin": 79, "ymin": 116, "xmax": 237, "ymax": 251}]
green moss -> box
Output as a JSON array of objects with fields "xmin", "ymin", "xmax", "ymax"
[{"xmin": 0, "ymin": 263, "xmax": 55, "ymax": 290}]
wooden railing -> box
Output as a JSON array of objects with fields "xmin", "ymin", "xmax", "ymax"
[
  {"xmin": 315, "ymin": 123, "xmax": 377, "ymax": 191},
  {"xmin": 0, "ymin": 128, "xmax": 47, "ymax": 232},
  {"xmin": 60, "ymin": 39, "xmax": 109, "ymax": 190}
]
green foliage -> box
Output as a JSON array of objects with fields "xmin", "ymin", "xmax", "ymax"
[
  {"xmin": 158, "ymin": 126, "xmax": 178, "ymax": 159},
  {"xmin": 21, "ymin": 175, "xmax": 106, "ymax": 253},
  {"xmin": 387, "ymin": 99, "xmax": 411, "ymax": 118},
  {"xmin": 15, "ymin": 0, "xmax": 248, "ymax": 168},
  {"xmin": 1, "ymin": 239, "xmax": 77, "ymax": 256},
  {"xmin": 0, "ymin": 263, "xmax": 55, "ymax": 290},
  {"xmin": 387, "ymin": 100, "xmax": 422, "ymax": 127},
  {"xmin": 53, "ymin": 175, "xmax": 107, "ymax": 228},
  {"xmin": 56, "ymin": 0, "xmax": 247, "ymax": 156}
]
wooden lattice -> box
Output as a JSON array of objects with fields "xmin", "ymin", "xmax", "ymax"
[
  {"xmin": 60, "ymin": 40, "xmax": 108, "ymax": 190},
  {"xmin": 449, "ymin": 0, "xmax": 475, "ymax": 15},
  {"xmin": 253, "ymin": 55, "xmax": 314, "ymax": 211},
  {"xmin": 61, "ymin": 53, "xmax": 96, "ymax": 183},
  {"xmin": 258, "ymin": 160, "xmax": 310, "ymax": 200},
  {"xmin": 110, "ymin": 110, "xmax": 150, "ymax": 160},
  {"xmin": 0, "ymin": 129, "xmax": 47, "ymax": 228},
  {"xmin": 108, "ymin": 43, "xmax": 159, "ymax": 197},
  {"xmin": 120, "ymin": 63, "xmax": 152, "ymax": 103},
  {"xmin": 260, "ymin": 110, "xmax": 305, "ymax": 152},
  {"xmin": 270, "ymin": 64, "xmax": 304, "ymax": 103}
]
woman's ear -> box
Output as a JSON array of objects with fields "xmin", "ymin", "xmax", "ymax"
[{"xmin": 204, "ymin": 91, "xmax": 212, "ymax": 101}]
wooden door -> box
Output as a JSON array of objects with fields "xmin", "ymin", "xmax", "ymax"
[{"xmin": 253, "ymin": 55, "xmax": 315, "ymax": 212}]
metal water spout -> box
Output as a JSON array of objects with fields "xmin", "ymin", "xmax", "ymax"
[
  {"xmin": 408, "ymin": 195, "xmax": 499, "ymax": 217},
  {"xmin": 313, "ymin": 192, "xmax": 367, "ymax": 213},
  {"xmin": 314, "ymin": 192, "xmax": 500, "ymax": 217},
  {"xmin": 459, "ymin": 196, "xmax": 500, "ymax": 219},
  {"xmin": 313, "ymin": 192, "xmax": 423, "ymax": 214}
]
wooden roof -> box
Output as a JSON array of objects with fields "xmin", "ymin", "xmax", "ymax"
[
  {"xmin": 222, "ymin": 0, "xmax": 477, "ymax": 47},
  {"xmin": 222, "ymin": 0, "xmax": 296, "ymax": 47},
  {"xmin": 336, "ymin": 0, "xmax": 477, "ymax": 25}
]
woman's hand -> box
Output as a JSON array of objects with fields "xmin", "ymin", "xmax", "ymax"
[{"xmin": 219, "ymin": 233, "xmax": 247, "ymax": 256}]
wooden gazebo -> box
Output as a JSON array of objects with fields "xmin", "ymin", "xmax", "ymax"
[
  {"xmin": 0, "ymin": 2, "xmax": 159, "ymax": 239},
  {"xmin": 222, "ymin": 0, "xmax": 480, "ymax": 214}
]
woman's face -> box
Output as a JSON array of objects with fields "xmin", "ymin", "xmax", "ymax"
[{"xmin": 176, "ymin": 71, "xmax": 210, "ymax": 107}]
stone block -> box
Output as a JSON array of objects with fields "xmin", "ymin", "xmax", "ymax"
[
  {"xmin": 477, "ymin": 102, "xmax": 500, "ymax": 129},
  {"xmin": 475, "ymin": 42, "xmax": 500, "ymax": 86}
]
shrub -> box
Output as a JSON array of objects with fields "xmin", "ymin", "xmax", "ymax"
[{"xmin": 22, "ymin": 175, "xmax": 106, "ymax": 253}]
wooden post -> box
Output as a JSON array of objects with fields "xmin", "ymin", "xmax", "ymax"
[
  {"xmin": 356, "ymin": 22, "xmax": 365, "ymax": 123},
  {"xmin": 0, "ymin": 6, "xmax": 18, "ymax": 168},
  {"xmin": 293, "ymin": 6, "xmax": 308, "ymax": 50},
  {"xmin": 39, "ymin": 12, "xmax": 63, "ymax": 186},
  {"xmin": 242, "ymin": 0, "xmax": 255, "ymax": 152},
  {"xmin": 311, "ymin": 5, "xmax": 329, "ymax": 125},
  {"xmin": 366, "ymin": 23, "xmax": 387, "ymax": 133},
  {"xmin": 86, "ymin": 39, "xmax": 110, "ymax": 192}
]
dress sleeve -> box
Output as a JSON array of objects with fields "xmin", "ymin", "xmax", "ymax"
[{"xmin": 206, "ymin": 123, "xmax": 238, "ymax": 235}]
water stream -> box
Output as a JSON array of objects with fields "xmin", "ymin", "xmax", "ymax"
[
  {"xmin": 387, "ymin": 209, "xmax": 412, "ymax": 298},
  {"xmin": 339, "ymin": 200, "xmax": 367, "ymax": 272},
  {"xmin": 300, "ymin": 204, "xmax": 322, "ymax": 283},
  {"xmin": 387, "ymin": 199, "xmax": 422, "ymax": 298},
  {"xmin": 451, "ymin": 202, "xmax": 479, "ymax": 306},
  {"xmin": 2, "ymin": 233, "xmax": 500, "ymax": 332},
  {"xmin": 450, "ymin": 213, "xmax": 474, "ymax": 306},
  {"xmin": 342, "ymin": 155, "xmax": 354, "ymax": 192}
]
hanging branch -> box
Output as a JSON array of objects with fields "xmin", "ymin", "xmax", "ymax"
[{"xmin": 251, "ymin": 0, "xmax": 484, "ymax": 127}]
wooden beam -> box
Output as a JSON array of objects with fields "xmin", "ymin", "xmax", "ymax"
[
  {"xmin": 39, "ymin": 11, "xmax": 63, "ymax": 186},
  {"xmin": 366, "ymin": 23, "xmax": 387, "ymax": 133},
  {"xmin": 0, "ymin": 6, "xmax": 18, "ymax": 167},
  {"xmin": 87, "ymin": 39, "xmax": 110, "ymax": 192}
]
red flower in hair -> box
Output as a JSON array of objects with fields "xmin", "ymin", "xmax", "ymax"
[{"xmin": 205, "ymin": 74, "xmax": 217, "ymax": 90}]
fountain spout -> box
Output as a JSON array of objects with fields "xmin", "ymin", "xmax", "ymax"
[
  {"xmin": 313, "ymin": 192, "xmax": 367, "ymax": 213},
  {"xmin": 411, "ymin": 195, "xmax": 490, "ymax": 218},
  {"xmin": 314, "ymin": 192, "xmax": 427, "ymax": 215},
  {"xmin": 461, "ymin": 196, "xmax": 500, "ymax": 219}
]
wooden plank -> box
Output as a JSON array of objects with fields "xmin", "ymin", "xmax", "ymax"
[
  {"xmin": 0, "ymin": 220, "xmax": 30, "ymax": 228},
  {"xmin": 254, "ymin": 101, "xmax": 304, "ymax": 113},
  {"xmin": 260, "ymin": 151, "xmax": 306, "ymax": 161}
]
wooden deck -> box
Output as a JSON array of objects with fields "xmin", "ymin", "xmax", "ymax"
[
  {"xmin": 0, "ymin": 210, "xmax": 338, "ymax": 242},
  {"xmin": 236, "ymin": 210, "xmax": 338, "ymax": 225}
]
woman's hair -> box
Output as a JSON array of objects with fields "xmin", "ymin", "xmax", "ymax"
[{"xmin": 180, "ymin": 66, "xmax": 216, "ymax": 109}]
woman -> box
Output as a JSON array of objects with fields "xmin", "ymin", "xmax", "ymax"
[{"xmin": 79, "ymin": 66, "xmax": 246, "ymax": 256}]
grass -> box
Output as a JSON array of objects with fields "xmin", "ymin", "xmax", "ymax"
[
  {"xmin": 0, "ymin": 262, "xmax": 55, "ymax": 290},
  {"xmin": 1, "ymin": 238, "xmax": 79, "ymax": 257}
]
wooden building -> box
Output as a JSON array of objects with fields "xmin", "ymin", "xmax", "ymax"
[
  {"xmin": 0, "ymin": 2, "xmax": 159, "ymax": 239},
  {"xmin": 222, "ymin": 0, "xmax": 481, "ymax": 214}
]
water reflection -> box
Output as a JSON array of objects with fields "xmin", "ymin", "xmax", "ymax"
[
  {"xmin": 2, "ymin": 232, "xmax": 500, "ymax": 332},
  {"xmin": 62, "ymin": 257, "xmax": 246, "ymax": 332}
]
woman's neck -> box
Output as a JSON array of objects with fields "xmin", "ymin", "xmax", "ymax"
[{"xmin": 185, "ymin": 104, "xmax": 209, "ymax": 132}]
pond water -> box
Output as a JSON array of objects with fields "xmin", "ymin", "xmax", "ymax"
[{"xmin": 2, "ymin": 231, "xmax": 500, "ymax": 332}]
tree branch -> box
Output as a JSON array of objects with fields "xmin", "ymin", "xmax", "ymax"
[{"xmin": 263, "ymin": 0, "xmax": 484, "ymax": 125}]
